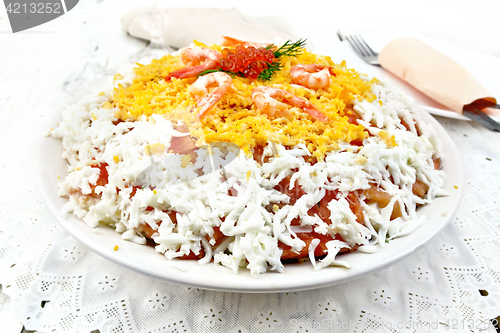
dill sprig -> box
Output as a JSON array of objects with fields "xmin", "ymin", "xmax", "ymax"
[
  {"xmin": 258, "ymin": 61, "xmax": 282, "ymax": 81},
  {"xmin": 258, "ymin": 39, "xmax": 306, "ymax": 80},
  {"xmin": 271, "ymin": 38, "xmax": 307, "ymax": 58}
]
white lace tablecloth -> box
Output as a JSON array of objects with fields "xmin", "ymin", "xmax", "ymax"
[{"xmin": 1, "ymin": 1, "xmax": 500, "ymax": 332}]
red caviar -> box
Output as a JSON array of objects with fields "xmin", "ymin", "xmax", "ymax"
[{"xmin": 219, "ymin": 45, "xmax": 276, "ymax": 79}]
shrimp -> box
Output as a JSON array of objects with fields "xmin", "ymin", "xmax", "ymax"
[
  {"xmin": 189, "ymin": 72, "xmax": 232, "ymax": 119},
  {"xmin": 251, "ymin": 86, "xmax": 329, "ymax": 122},
  {"xmin": 165, "ymin": 47, "xmax": 222, "ymax": 80},
  {"xmin": 222, "ymin": 36, "xmax": 271, "ymax": 48},
  {"xmin": 290, "ymin": 64, "xmax": 333, "ymax": 89}
]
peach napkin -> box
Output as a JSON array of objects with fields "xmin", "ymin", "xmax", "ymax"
[{"xmin": 378, "ymin": 37, "xmax": 497, "ymax": 115}]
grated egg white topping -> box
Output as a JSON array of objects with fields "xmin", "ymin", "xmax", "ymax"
[{"xmin": 51, "ymin": 64, "xmax": 447, "ymax": 276}]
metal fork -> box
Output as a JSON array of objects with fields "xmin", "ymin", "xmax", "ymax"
[{"xmin": 337, "ymin": 32, "xmax": 380, "ymax": 66}]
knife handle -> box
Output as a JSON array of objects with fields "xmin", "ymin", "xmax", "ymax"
[{"xmin": 463, "ymin": 107, "xmax": 500, "ymax": 132}]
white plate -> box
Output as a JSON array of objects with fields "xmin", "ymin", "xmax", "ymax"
[{"xmin": 37, "ymin": 82, "xmax": 464, "ymax": 294}]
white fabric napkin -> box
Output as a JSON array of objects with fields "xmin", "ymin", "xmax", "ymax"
[{"xmin": 121, "ymin": 7, "xmax": 293, "ymax": 50}]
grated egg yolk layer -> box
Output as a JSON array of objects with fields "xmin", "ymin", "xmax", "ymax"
[{"xmin": 110, "ymin": 42, "xmax": 377, "ymax": 160}]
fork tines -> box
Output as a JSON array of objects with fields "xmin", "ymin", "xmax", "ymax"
[
  {"xmin": 345, "ymin": 34, "xmax": 380, "ymax": 65},
  {"xmin": 346, "ymin": 35, "xmax": 373, "ymax": 56}
]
